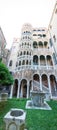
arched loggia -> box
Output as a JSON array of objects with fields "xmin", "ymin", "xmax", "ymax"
[
  {"xmin": 42, "ymin": 74, "xmax": 48, "ymax": 88},
  {"xmin": 33, "ymin": 74, "xmax": 40, "ymax": 82},
  {"xmin": 33, "ymin": 55, "xmax": 38, "ymax": 65},
  {"xmin": 50, "ymin": 75, "xmax": 57, "ymax": 96},
  {"xmin": 40, "ymin": 55, "xmax": 46, "ymax": 66},
  {"xmin": 20, "ymin": 79, "xmax": 27, "ymax": 98}
]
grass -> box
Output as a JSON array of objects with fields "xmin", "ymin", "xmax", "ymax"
[{"xmin": 0, "ymin": 98, "xmax": 57, "ymax": 130}]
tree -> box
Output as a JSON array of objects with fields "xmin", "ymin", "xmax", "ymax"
[{"xmin": 0, "ymin": 61, "xmax": 14, "ymax": 86}]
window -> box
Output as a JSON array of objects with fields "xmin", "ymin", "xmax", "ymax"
[
  {"xmin": 22, "ymin": 60, "xmax": 25, "ymax": 65},
  {"xmin": 53, "ymin": 35, "xmax": 56, "ymax": 42},
  {"xmin": 38, "ymin": 34, "xmax": 42, "ymax": 37},
  {"xmin": 33, "ymin": 34, "xmax": 37, "ymax": 36},
  {"xmin": 19, "ymin": 61, "xmax": 21, "ymax": 66},
  {"xmin": 44, "ymin": 41, "xmax": 48, "ymax": 47},
  {"xmin": 43, "ymin": 34, "xmax": 46, "ymax": 37},
  {"xmin": 20, "ymin": 52, "xmax": 22, "ymax": 55},
  {"xmin": 33, "ymin": 41, "xmax": 38, "ymax": 48},
  {"xmin": 26, "ymin": 60, "xmax": 28, "ymax": 65},
  {"xmin": 24, "ymin": 51, "xmax": 26, "ymax": 55},
  {"xmin": 27, "ymin": 51, "xmax": 29, "ymax": 55},
  {"xmin": 9, "ymin": 60, "xmax": 13, "ymax": 66}
]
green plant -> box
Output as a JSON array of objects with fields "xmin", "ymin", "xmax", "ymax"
[
  {"xmin": 0, "ymin": 61, "xmax": 14, "ymax": 86},
  {"xmin": 0, "ymin": 99, "xmax": 57, "ymax": 130}
]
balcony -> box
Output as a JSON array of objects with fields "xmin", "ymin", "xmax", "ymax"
[
  {"xmin": 33, "ymin": 47, "xmax": 52, "ymax": 52},
  {"xmin": 15, "ymin": 64, "xmax": 55, "ymax": 72}
]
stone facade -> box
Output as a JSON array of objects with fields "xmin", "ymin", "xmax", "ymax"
[
  {"xmin": 0, "ymin": 27, "xmax": 9, "ymax": 65},
  {"xmin": 8, "ymin": 21, "xmax": 57, "ymax": 99},
  {"xmin": 7, "ymin": 1, "xmax": 57, "ymax": 99},
  {"xmin": 48, "ymin": 1, "xmax": 57, "ymax": 64}
]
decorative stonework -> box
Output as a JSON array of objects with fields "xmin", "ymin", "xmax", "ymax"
[{"xmin": 4, "ymin": 109, "xmax": 26, "ymax": 130}]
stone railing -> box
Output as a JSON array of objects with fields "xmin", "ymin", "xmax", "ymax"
[
  {"xmin": 33, "ymin": 80, "xmax": 49, "ymax": 93},
  {"xmin": 15, "ymin": 65, "xmax": 54, "ymax": 72}
]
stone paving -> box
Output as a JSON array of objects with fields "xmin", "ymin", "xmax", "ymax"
[{"xmin": 26, "ymin": 100, "xmax": 52, "ymax": 110}]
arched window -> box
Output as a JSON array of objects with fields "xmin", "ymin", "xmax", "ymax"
[
  {"xmin": 9, "ymin": 60, "xmax": 13, "ymax": 66},
  {"xmin": 22, "ymin": 60, "xmax": 25, "ymax": 65},
  {"xmin": 44, "ymin": 41, "xmax": 48, "ymax": 47},
  {"xmin": 19, "ymin": 61, "xmax": 21, "ymax": 66},
  {"xmin": 43, "ymin": 34, "xmax": 46, "ymax": 37},
  {"xmin": 38, "ymin": 41, "xmax": 43, "ymax": 48},
  {"xmin": 26, "ymin": 60, "xmax": 28, "ymax": 65},
  {"xmin": 42, "ymin": 74, "xmax": 48, "ymax": 87},
  {"xmin": 46, "ymin": 55, "xmax": 53, "ymax": 66},
  {"xmin": 33, "ymin": 41, "xmax": 38, "ymax": 48},
  {"xmin": 24, "ymin": 51, "xmax": 26, "ymax": 55},
  {"xmin": 40, "ymin": 55, "xmax": 46, "ymax": 65},
  {"xmin": 20, "ymin": 52, "xmax": 22, "ymax": 55},
  {"xmin": 50, "ymin": 75, "xmax": 57, "ymax": 96},
  {"xmin": 25, "ymin": 42, "xmax": 26, "ymax": 45},
  {"xmin": 33, "ymin": 55, "xmax": 38, "ymax": 65}
]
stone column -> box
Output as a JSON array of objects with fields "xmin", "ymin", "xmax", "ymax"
[
  {"xmin": 17, "ymin": 80, "xmax": 20, "ymax": 98},
  {"xmin": 52, "ymin": 56, "xmax": 55, "ymax": 68},
  {"xmin": 27, "ymin": 81, "xmax": 29, "ymax": 98},
  {"xmin": 39, "ymin": 56, "xmax": 40, "ymax": 68},
  {"xmin": 32, "ymin": 79, "xmax": 33, "ymax": 90},
  {"xmin": 45, "ymin": 56, "xmax": 48, "ymax": 69},
  {"xmin": 10, "ymin": 85, "xmax": 14, "ymax": 98},
  {"xmin": 21, "ymin": 83, "xmax": 23, "ymax": 98},
  {"xmin": 40, "ymin": 76, "xmax": 42, "ymax": 91},
  {"xmin": 48, "ymin": 76, "xmax": 52, "ymax": 97}
]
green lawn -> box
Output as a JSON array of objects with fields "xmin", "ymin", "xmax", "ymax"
[{"xmin": 0, "ymin": 98, "xmax": 57, "ymax": 130}]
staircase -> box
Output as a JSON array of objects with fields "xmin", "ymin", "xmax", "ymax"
[{"xmin": 33, "ymin": 80, "xmax": 49, "ymax": 93}]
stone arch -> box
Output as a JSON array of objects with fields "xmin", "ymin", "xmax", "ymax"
[
  {"xmin": 20, "ymin": 79, "xmax": 27, "ymax": 98},
  {"xmin": 23, "ymin": 51, "xmax": 26, "ymax": 55},
  {"xmin": 22, "ymin": 60, "xmax": 25, "ymax": 65},
  {"xmin": 42, "ymin": 74, "xmax": 48, "ymax": 87},
  {"xmin": 13, "ymin": 79, "xmax": 18, "ymax": 97},
  {"xmin": 38, "ymin": 41, "xmax": 43, "ymax": 48},
  {"xmin": 33, "ymin": 55, "xmax": 38, "ymax": 65},
  {"xmin": 20, "ymin": 51, "xmax": 22, "ymax": 55},
  {"xmin": 33, "ymin": 74, "xmax": 40, "ymax": 82},
  {"xmin": 33, "ymin": 41, "xmax": 38, "ymax": 48},
  {"xmin": 26, "ymin": 60, "xmax": 28, "ymax": 65},
  {"xmin": 40, "ymin": 55, "xmax": 46, "ymax": 65},
  {"xmin": 50, "ymin": 75, "xmax": 57, "ymax": 96},
  {"xmin": 8, "ymin": 123, "xmax": 17, "ymax": 130},
  {"xmin": 46, "ymin": 55, "xmax": 53, "ymax": 66},
  {"xmin": 19, "ymin": 61, "xmax": 21, "ymax": 66},
  {"xmin": 9, "ymin": 60, "xmax": 13, "ymax": 66},
  {"xmin": 44, "ymin": 41, "xmax": 48, "ymax": 47}
]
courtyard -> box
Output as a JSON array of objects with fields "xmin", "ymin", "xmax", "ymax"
[{"xmin": 0, "ymin": 98, "xmax": 57, "ymax": 130}]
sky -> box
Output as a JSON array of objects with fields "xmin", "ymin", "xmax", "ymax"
[{"xmin": 0, "ymin": 0, "xmax": 56, "ymax": 49}]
